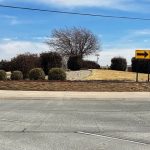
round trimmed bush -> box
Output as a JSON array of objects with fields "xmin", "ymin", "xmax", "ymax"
[
  {"xmin": 67, "ymin": 56, "xmax": 82, "ymax": 71},
  {"xmin": 29, "ymin": 68, "xmax": 45, "ymax": 80},
  {"xmin": 11, "ymin": 71, "xmax": 23, "ymax": 80},
  {"xmin": 40, "ymin": 52, "xmax": 62, "ymax": 75},
  {"xmin": 0, "ymin": 70, "xmax": 6, "ymax": 80},
  {"xmin": 110, "ymin": 57, "xmax": 127, "ymax": 71},
  {"xmin": 48, "ymin": 68, "xmax": 66, "ymax": 80}
]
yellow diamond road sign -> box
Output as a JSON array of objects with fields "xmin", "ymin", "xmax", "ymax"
[{"xmin": 135, "ymin": 50, "xmax": 150, "ymax": 59}]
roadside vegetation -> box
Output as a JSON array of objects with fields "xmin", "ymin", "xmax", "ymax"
[
  {"xmin": 0, "ymin": 27, "xmax": 100, "ymax": 82},
  {"xmin": 0, "ymin": 27, "xmax": 150, "ymax": 89},
  {"xmin": 11, "ymin": 71, "xmax": 23, "ymax": 80}
]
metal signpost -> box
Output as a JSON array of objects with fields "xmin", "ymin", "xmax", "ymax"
[{"xmin": 135, "ymin": 50, "xmax": 150, "ymax": 82}]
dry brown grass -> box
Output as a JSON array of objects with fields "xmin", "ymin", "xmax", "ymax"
[
  {"xmin": 0, "ymin": 80, "xmax": 150, "ymax": 92},
  {"xmin": 1, "ymin": 70, "xmax": 150, "ymax": 92},
  {"xmin": 86, "ymin": 70, "xmax": 149, "ymax": 81}
]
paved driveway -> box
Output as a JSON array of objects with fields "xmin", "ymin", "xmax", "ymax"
[{"xmin": 0, "ymin": 98, "xmax": 150, "ymax": 150}]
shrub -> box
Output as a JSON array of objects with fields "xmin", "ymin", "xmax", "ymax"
[
  {"xmin": 40, "ymin": 52, "xmax": 62, "ymax": 75},
  {"xmin": 110, "ymin": 57, "xmax": 127, "ymax": 71},
  {"xmin": 81, "ymin": 60, "xmax": 100, "ymax": 69},
  {"xmin": 29, "ymin": 68, "xmax": 45, "ymax": 80},
  {"xmin": 0, "ymin": 70, "xmax": 6, "ymax": 80},
  {"xmin": 48, "ymin": 68, "xmax": 66, "ymax": 80},
  {"xmin": 131, "ymin": 57, "xmax": 150, "ymax": 73},
  {"xmin": 67, "ymin": 55, "xmax": 82, "ymax": 71},
  {"xmin": 11, "ymin": 53, "xmax": 40, "ymax": 78},
  {"xmin": 11, "ymin": 71, "xmax": 23, "ymax": 80},
  {"xmin": 0, "ymin": 60, "xmax": 11, "ymax": 71}
]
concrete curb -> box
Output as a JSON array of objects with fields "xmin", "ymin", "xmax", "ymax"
[{"xmin": 0, "ymin": 90, "xmax": 150, "ymax": 100}]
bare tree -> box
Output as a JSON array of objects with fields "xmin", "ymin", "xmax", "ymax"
[{"xmin": 46, "ymin": 27, "xmax": 100, "ymax": 58}]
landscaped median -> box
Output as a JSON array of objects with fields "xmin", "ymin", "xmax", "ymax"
[{"xmin": 0, "ymin": 80, "xmax": 150, "ymax": 92}]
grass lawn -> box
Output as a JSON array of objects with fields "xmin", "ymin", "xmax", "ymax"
[
  {"xmin": 0, "ymin": 80, "xmax": 150, "ymax": 92},
  {"xmin": 86, "ymin": 70, "xmax": 149, "ymax": 82}
]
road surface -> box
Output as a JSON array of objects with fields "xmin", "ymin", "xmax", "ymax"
[{"xmin": 0, "ymin": 98, "xmax": 150, "ymax": 150}]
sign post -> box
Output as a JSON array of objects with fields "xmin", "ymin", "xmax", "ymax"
[
  {"xmin": 148, "ymin": 61, "xmax": 150, "ymax": 82},
  {"xmin": 135, "ymin": 50, "xmax": 150, "ymax": 82}
]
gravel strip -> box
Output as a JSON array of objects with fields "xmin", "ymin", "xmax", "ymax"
[{"xmin": 66, "ymin": 70, "xmax": 92, "ymax": 80}]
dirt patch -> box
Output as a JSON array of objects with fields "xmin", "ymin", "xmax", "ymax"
[{"xmin": 0, "ymin": 80, "xmax": 150, "ymax": 92}]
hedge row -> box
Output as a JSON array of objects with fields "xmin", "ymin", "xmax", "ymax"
[
  {"xmin": 67, "ymin": 55, "xmax": 100, "ymax": 71},
  {"xmin": 0, "ymin": 68, "xmax": 66, "ymax": 81},
  {"xmin": 0, "ymin": 52, "xmax": 63, "ymax": 78}
]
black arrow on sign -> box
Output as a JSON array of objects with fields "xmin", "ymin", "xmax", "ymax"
[{"xmin": 137, "ymin": 51, "xmax": 149, "ymax": 58}]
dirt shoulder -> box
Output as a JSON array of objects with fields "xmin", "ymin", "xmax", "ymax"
[{"xmin": 0, "ymin": 80, "xmax": 150, "ymax": 92}]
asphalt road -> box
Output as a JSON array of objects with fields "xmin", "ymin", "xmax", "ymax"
[{"xmin": 0, "ymin": 98, "xmax": 150, "ymax": 150}]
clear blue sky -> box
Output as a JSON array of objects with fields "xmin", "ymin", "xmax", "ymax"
[{"xmin": 0, "ymin": 0, "xmax": 150, "ymax": 65}]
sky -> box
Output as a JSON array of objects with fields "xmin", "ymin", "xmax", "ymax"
[{"xmin": 0, "ymin": 0, "xmax": 150, "ymax": 66}]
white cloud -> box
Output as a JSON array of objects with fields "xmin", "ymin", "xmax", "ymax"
[
  {"xmin": 0, "ymin": 40, "xmax": 49, "ymax": 60},
  {"xmin": 2, "ymin": 38, "xmax": 12, "ymax": 41},
  {"xmin": 32, "ymin": 36, "xmax": 50, "ymax": 40},
  {"xmin": 132, "ymin": 29, "xmax": 150, "ymax": 36},
  {"xmin": 0, "ymin": 15, "xmax": 16, "ymax": 20},
  {"xmin": 36, "ymin": 0, "xmax": 121, "ymax": 7},
  {"xmin": 0, "ymin": 0, "xmax": 149, "ymax": 12},
  {"xmin": 0, "ymin": 0, "xmax": 149, "ymax": 13},
  {"xmin": 22, "ymin": 0, "xmax": 150, "ymax": 12},
  {"xmin": 0, "ymin": 15, "xmax": 20, "ymax": 25},
  {"xmin": 0, "ymin": 14, "xmax": 33, "ymax": 25}
]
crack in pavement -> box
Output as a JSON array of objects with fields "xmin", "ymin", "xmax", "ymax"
[
  {"xmin": 1, "ymin": 129, "xmax": 150, "ymax": 146},
  {"xmin": 76, "ymin": 131, "xmax": 150, "ymax": 146}
]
